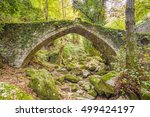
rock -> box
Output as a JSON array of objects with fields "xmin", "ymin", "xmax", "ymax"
[
  {"xmin": 63, "ymin": 74, "xmax": 80, "ymax": 83},
  {"xmin": 106, "ymin": 77, "xmax": 118, "ymax": 87},
  {"xmin": 78, "ymin": 81, "xmax": 84, "ymax": 86},
  {"xmin": 82, "ymin": 70, "xmax": 90, "ymax": 78},
  {"xmin": 88, "ymin": 89, "xmax": 97, "ymax": 97},
  {"xmin": 89, "ymin": 66, "xmax": 96, "ymax": 71},
  {"xmin": 96, "ymin": 68, "xmax": 107, "ymax": 75},
  {"xmin": 101, "ymin": 71, "xmax": 117, "ymax": 81},
  {"xmin": 70, "ymin": 84, "xmax": 79, "ymax": 92},
  {"xmin": 96, "ymin": 79, "xmax": 115, "ymax": 97},
  {"xmin": 0, "ymin": 82, "xmax": 33, "ymax": 100},
  {"xmin": 26, "ymin": 68, "xmax": 60, "ymax": 100},
  {"xmin": 58, "ymin": 68, "xmax": 68, "ymax": 73},
  {"xmin": 76, "ymin": 89, "xmax": 84, "ymax": 95},
  {"xmin": 66, "ymin": 63, "xmax": 76, "ymax": 71},
  {"xmin": 83, "ymin": 83, "xmax": 91, "ymax": 91},
  {"xmin": 89, "ymin": 76, "xmax": 115, "ymax": 97},
  {"xmin": 89, "ymin": 75, "xmax": 101, "ymax": 85},
  {"xmin": 56, "ymin": 77, "xmax": 64, "ymax": 83},
  {"xmin": 140, "ymin": 88, "xmax": 150, "ymax": 100}
]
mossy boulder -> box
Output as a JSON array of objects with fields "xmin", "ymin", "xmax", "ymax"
[
  {"xmin": 63, "ymin": 74, "xmax": 80, "ymax": 83},
  {"xmin": 96, "ymin": 79, "xmax": 115, "ymax": 97},
  {"xmin": 89, "ymin": 75, "xmax": 115, "ymax": 97},
  {"xmin": 89, "ymin": 75, "xmax": 101, "ymax": 85},
  {"xmin": 101, "ymin": 71, "xmax": 117, "ymax": 81},
  {"xmin": 0, "ymin": 82, "xmax": 33, "ymax": 100},
  {"xmin": 88, "ymin": 89, "xmax": 97, "ymax": 97},
  {"xmin": 26, "ymin": 68, "xmax": 60, "ymax": 100},
  {"xmin": 83, "ymin": 83, "xmax": 91, "ymax": 91}
]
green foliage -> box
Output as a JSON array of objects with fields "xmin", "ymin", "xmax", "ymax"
[
  {"xmin": 105, "ymin": 18, "xmax": 125, "ymax": 30},
  {"xmin": 135, "ymin": 0, "xmax": 150, "ymax": 23},
  {"xmin": 0, "ymin": 82, "xmax": 33, "ymax": 100},
  {"xmin": 82, "ymin": 38, "xmax": 100, "ymax": 56},
  {"xmin": 72, "ymin": 0, "xmax": 105, "ymax": 25},
  {"xmin": 0, "ymin": 0, "xmax": 42, "ymax": 22}
]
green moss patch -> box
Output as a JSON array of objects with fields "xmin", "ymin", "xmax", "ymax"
[{"xmin": 0, "ymin": 82, "xmax": 33, "ymax": 100}]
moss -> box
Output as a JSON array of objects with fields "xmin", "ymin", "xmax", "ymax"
[
  {"xmin": 95, "ymin": 79, "xmax": 115, "ymax": 97},
  {"xmin": 96, "ymin": 68, "xmax": 107, "ymax": 76},
  {"xmin": 34, "ymin": 49, "xmax": 50, "ymax": 62},
  {"xmin": 66, "ymin": 63, "xmax": 77, "ymax": 71},
  {"xmin": 88, "ymin": 89, "xmax": 97, "ymax": 97},
  {"xmin": 101, "ymin": 71, "xmax": 117, "ymax": 81},
  {"xmin": 83, "ymin": 39, "xmax": 100, "ymax": 56},
  {"xmin": 56, "ymin": 77, "xmax": 64, "ymax": 83},
  {"xmin": 89, "ymin": 76, "xmax": 115, "ymax": 97},
  {"xmin": 26, "ymin": 68, "xmax": 60, "ymax": 100},
  {"xmin": 89, "ymin": 76, "xmax": 100, "ymax": 86},
  {"xmin": 83, "ymin": 83, "xmax": 91, "ymax": 91},
  {"xmin": 70, "ymin": 84, "xmax": 79, "ymax": 92},
  {"xmin": 0, "ymin": 82, "xmax": 33, "ymax": 100},
  {"xmin": 49, "ymin": 52, "xmax": 58, "ymax": 64},
  {"xmin": 63, "ymin": 74, "xmax": 80, "ymax": 83}
]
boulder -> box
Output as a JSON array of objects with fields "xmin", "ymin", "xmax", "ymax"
[
  {"xmin": 82, "ymin": 70, "xmax": 90, "ymax": 78},
  {"xmin": 26, "ymin": 68, "xmax": 60, "ymax": 100},
  {"xmin": 89, "ymin": 75, "xmax": 115, "ymax": 97},
  {"xmin": 63, "ymin": 74, "xmax": 80, "ymax": 83},
  {"xmin": 88, "ymin": 89, "xmax": 97, "ymax": 97},
  {"xmin": 0, "ymin": 82, "xmax": 33, "ymax": 100}
]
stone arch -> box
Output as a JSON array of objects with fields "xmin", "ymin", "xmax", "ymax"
[{"xmin": 15, "ymin": 24, "xmax": 118, "ymax": 67}]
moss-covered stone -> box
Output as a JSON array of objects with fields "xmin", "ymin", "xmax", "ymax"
[
  {"xmin": 83, "ymin": 83, "xmax": 91, "ymax": 91},
  {"xmin": 96, "ymin": 79, "xmax": 115, "ymax": 97},
  {"xmin": 101, "ymin": 71, "xmax": 117, "ymax": 81},
  {"xmin": 88, "ymin": 89, "xmax": 97, "ymax": 97},
  {"xmin": 63, "ymin": 74, "xmax": 80, "ymax": 83},
  {"xmin": 89, "ymin": 75, "xmax": 115, "ymax": 97},
  {"xmin": 70, "ymin": 84, "xmax": 79, "ymax": 92},
  {"xmin": 56, "ymin": 77, "xmax": 64, "ymax": 83},
  {"xmin": 0, "ymin": 82, "xmax": 33, "ymax": 100},
  {"xmin": 96, "ymin": 68, "xmax": 107, "ymax": 76},
  {"xmin": 26, "ymin": 68, "xmax": 60, "ymax": 100},
  {"xmin": 89, "ymin": 75, "xmax": 101, "ymax": 85}
]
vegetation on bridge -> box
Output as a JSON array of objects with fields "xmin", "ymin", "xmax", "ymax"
[{"xmin": 0, "ymin": 0, "xmax": 150, "ymax": 100}]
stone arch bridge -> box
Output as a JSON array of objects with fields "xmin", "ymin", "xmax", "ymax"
[{"xmin": 0, "ymin": 20, "xmax": 149, "ymax": 68}]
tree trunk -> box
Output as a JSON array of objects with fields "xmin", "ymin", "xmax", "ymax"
[
  {"xmin": 45, "ymin": 0, "xmax": 48, "ymax": 21},
  {"xmin": 125, "ymin": 0, "xmax": 137, "ymax": 69},
  {"xmin": 61, "ymin": 0, "xmax": 66, "ymax": 19}
]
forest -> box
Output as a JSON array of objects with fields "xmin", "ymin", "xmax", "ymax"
[{"xmin": 0, "ymin": 0, "xmax": 150, "ymax": 100}]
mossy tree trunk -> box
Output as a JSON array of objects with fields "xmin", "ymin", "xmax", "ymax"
[{"xmin": 125, "ymin": 0, "xmax": 137, "ymax": 69}]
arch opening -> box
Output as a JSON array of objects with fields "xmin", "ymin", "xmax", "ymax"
[{"xmin": 20, "ymin": 25, "xmax": 117, "ymax": 67}]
